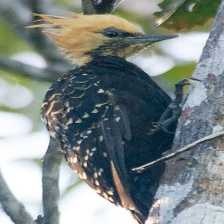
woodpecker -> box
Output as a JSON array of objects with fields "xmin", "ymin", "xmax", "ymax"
[{"xmin": 36, "ymin": 14, "xmax": 179, "ymax": 223}]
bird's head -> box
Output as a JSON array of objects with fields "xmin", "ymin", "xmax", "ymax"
[{"xmin": 32, "ymin": 14, "xmax": 176, "ymax": 65}]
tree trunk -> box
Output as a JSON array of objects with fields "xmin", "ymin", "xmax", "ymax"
[{"xmin": 147, "ymin": 1, "xmax": 224, "ymax": 223}]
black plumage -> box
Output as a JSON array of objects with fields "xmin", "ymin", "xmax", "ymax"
[{"xmin": 42, "ymin": 55, "xmax": 176, "ymax": 223}]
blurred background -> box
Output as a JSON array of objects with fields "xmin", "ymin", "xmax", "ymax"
[{"xmin": 0, "ymin": 0, "xmax": 213, "ymax": 223}]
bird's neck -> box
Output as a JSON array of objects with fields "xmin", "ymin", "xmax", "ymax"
[
  {"xmin": 89, "ymin": 56, "xmax": 128, "ymax": 66},
  {"xmin": 86, "ymin": 55, "xmax": 129, "ymax": 70}
]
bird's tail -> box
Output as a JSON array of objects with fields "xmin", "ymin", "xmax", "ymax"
[{"xmin": 131, "ymin": 210, "xmax": 147, "ymax": 224}]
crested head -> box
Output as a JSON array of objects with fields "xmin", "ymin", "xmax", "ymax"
[{"xmin": 32, "ymin": 14, "xmax": 176, "ymax": 66}]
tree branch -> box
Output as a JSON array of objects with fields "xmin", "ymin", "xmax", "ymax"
[
  {"xmin": 82, "ymin": 0, "xmax": 118, "ymax": 14},
  {"xmin": 0, "ymin": 56, "xmax": 60, "ymax": 82},
  {"xmin": 147, "ymin": 0, "xmax": 224, "ymax": 223},
  {"xmin": 0, "ymin": 170, "xmax": 35, "ymax": 224},
  {"xmin": 133, "ymin": 130, "xmax": 224, "ymax": 172},
  {"xmin": 42, "ymin": 139, "xmax": 63, "ymax": 224}
]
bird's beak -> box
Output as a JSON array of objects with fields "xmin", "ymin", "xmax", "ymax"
[{"xmin": 126, "ymin": 34, "xmax": 178, "ymax": 45}]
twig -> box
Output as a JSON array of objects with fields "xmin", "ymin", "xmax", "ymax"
[
  {"xmin": 132, "ymin": 130, "xmax": 224, "ymax": 173},
  {"xmin": 0, "ymin": 170, "xmax": 35, "ymax": 224},
  {"xmin": 42, "ymin": 138, "xmax": 63, "ymax": 224}
]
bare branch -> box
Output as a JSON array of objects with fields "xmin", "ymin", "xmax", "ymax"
[
  {"xmin": 42, "ymin": 138, "xmax": 63, "ymax": 224},
  {"xmin": 0, "ymin": 170, "xmax": 35, "ymax": 224}
]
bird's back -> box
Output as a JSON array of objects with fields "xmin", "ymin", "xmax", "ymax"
[{"xmin": 42, "ymin": 56, "xmax": 176, "ymax": 223}]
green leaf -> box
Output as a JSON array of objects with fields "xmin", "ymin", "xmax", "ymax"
[{"xmin": 154, "ymin": 0, "xmax": 221, "ymax": 31}]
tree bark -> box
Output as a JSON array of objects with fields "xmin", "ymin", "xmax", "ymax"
[{"xmin": 147, "ymin": 0, "xmax": 224, "ymax": 223}]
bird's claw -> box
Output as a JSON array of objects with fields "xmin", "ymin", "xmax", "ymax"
[
  {"xmin": 175, "ymin": 77, "xmax": 201, "ymax": 88},
  {"xmin": 148, "ymin": 122, "xmax": 174, "ymax": 135}
]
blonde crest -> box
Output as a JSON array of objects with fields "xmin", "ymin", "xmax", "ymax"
[{"xmin": 30, "ymin": 13, "xmax": 143, "ymax": 65}]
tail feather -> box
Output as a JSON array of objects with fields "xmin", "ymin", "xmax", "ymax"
[{"xmin": 131, "ymin": 210, "xmax": 147, "ymax": 224}]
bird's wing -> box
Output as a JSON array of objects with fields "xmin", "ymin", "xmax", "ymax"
[
  {"xmin": 42, "ymin": 71, "xmax": 137, "ymax": 210},
  {"xmin": 99, "ymin": 98, "xmax": 136, "ymax": 209}
]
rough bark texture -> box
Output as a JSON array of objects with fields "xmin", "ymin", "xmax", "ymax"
[{"xmin": 147, "ymin": 1, "xmax": 224, "ymax": 223}]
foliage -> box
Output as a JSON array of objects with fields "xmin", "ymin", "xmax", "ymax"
[{"xmin": 155, "ymin": 0, "xmax": 221, "ymax": 30}]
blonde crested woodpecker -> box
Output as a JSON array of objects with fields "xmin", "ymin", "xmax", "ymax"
[{"xmin": 37, "ymin": 14, "xmax": 178, "ymax": 223}]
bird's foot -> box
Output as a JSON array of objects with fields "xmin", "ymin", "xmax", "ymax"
[
  {"xmin": 148, "ymin": 78, "xmax": 200, "ymax": 135},
  {"xmin": 150, "ymin": 121, "xmax": 175, "ymax": 135}
]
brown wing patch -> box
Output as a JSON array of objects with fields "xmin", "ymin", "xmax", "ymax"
[
  {"xmin": 111, "ymin": 162, "xmax": 136, "ymax": 211},
  {"xmin": 42, "ymin": 93, "xmax": 64, "ymax": 137}
]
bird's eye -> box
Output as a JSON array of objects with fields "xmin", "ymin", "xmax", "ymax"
[{"xmin": 103, "ymin": 28, "xmax": 120, "ymax": 38}]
